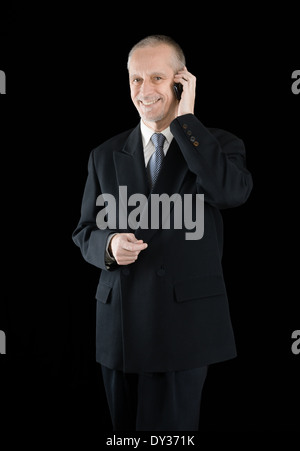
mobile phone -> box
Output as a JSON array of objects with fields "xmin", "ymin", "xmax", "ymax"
[{"xmin": 173, "ymin": 83, "xmax": 183, "ymax": 100}]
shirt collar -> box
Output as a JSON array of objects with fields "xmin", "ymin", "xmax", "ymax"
[{"xmin": 140, "ymin": 119, "xmax": 173, "ymax": 148}]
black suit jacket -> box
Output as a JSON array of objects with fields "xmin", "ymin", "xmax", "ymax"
[{"xmin": 72, "ymin": 114, "xmax": 253, "ymax": 372}]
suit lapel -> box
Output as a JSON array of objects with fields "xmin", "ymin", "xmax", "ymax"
[
  {"xmin": 113, "ymin": 125, "xmax": 149, "ymax": 232},
  {"xmin": 113, "ymin": 124, "xmax": 149, "ymax": 199}
]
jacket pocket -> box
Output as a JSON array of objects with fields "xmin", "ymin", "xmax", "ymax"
[
  {"xmin": 174, "ymin": 274, "xmax": 226, "ymax": 303},
  {"xmin": 96, "ymin": 282, "xmax": 112, "ymax": 304}
]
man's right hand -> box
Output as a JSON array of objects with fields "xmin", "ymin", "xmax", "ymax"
[{"xmin": 109, "ymin": 233, "xmax": 148, "ymax": 265}]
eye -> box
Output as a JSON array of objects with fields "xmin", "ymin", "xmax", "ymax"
[
  {"xmin": 154, "ymin": 76, "xmax": 162, "ymax": 81},
  {"xmin": 132, "ymin": 78, "xmax": 142, "ymax": 84}
]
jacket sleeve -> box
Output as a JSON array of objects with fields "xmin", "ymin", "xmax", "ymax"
[
  {"xmin": 72, "ymin": 149, "xmax": 117, "ymax": 270},
  {"xmin": 170, "ymin": 114, "xmax": 253, "ymax": 209}
]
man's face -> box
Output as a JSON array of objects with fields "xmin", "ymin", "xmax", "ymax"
[{"xmin": 128, "ymin": 44, "xmax": 178, "ymax": 130}]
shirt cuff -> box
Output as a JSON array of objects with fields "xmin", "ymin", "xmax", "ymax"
[{"xmin": 105, "ymin": 233, "xmax": 117, "ymax": 267}]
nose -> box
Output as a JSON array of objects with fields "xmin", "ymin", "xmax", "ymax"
[{"xmin": 140, "ymin": 79, "xmax": 153, "ymax": 97}]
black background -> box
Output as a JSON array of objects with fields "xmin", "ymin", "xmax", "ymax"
[{"xmin": 1, "ymin": 5, "xmax": 299, "ymax": 441}]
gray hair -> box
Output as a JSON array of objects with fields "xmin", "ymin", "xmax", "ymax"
[{"xmin": 127, "ymin": 35, "xmax": 186, "ymax": 72}]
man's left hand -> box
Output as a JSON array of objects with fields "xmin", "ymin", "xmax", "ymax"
[{"xmin": 174, "ymin": 67, "xmax": 196, "ymax": 117}]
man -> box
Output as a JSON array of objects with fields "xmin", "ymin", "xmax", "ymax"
[{"xmin": 72, "ymin": 35, "xmax": 253, "ymax": 431}]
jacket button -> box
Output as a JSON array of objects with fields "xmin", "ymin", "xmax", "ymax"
[
  {"xmin": 187, "ymin": 130, "xmax": 192, "ymax": 135},
  {"xmin": 122, "ymin": 267, "xmax": 130, "ymax": 276},
  {"xmin": 182, "ymin": 123, "xmax": 188, "ymax": 129},
  {"xmin": 193, "ymin": 141, "xmax": 199, "ymax": 147},
  {"xmin": 190, "ymin": 136, "xmax": 195, "ymax": 142},
  {"xmin": 157, "ymin": 268, "xmax": 165, "ymax": 277}
]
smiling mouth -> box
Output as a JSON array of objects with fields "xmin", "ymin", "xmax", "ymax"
[{"xmin": 139, "ymin": 98, "xmax": 160, "ymax": 106}]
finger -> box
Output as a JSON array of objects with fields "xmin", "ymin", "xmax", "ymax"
[
  {"xmin": 126, "ymin": 233, "xmax": 140, "ymax": 242},
  {"xmin": 115, "ymin": 253, "xmax": 140, "ymax": 265},
  {"xmin": 123, "ymin": 241, "xmax": 148, "ymax": 252},
  {"xmin": 126, "ymin": 233, "xmax": 147, "ymax": 248},
  {"xmin": 126, "ymin": 233, "xmax": 146, "ymax": 245},
  {"xmin": 174, "ymin": 72, "xmax": 193, "ymax": 83},
  {"xmin": 174, "ymin": 69, "xmax": 195, "ymax": 82},
  {"xmin": 116, "ymin": 258, "xmax": 137, "ymax": 265},
  {"xmin": 174, "ymin": 76, "xmax": 189, "ymax": 87},
  {"xmin": 176, "ymin": 67, "xmax": 191, "ymax": 76},
  {"xmin": 118, "ymin": 256, "xmax": 137, "ymax": 263}
]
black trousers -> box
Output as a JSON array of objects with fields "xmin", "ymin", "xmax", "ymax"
[{"xmin": 101, "ymin": 365, "xmax": 208, "ymax": 431}]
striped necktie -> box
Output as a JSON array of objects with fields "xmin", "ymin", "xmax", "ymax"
[{"xmin": 147, "ymin": 133, "xmax": 166, "ymax": 188}]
